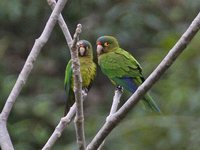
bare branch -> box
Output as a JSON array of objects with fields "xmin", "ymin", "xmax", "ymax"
[
  {"xmin": 42, "ymin": 92, "xmax": 87, "ymax": 150},
  {"xmin": 109, "ymin": 88, "xmax": 123, "ymax": 116},
  {"xmin": 86, "ymin": 12, "xmax": 200, "ymax": 150},
  {"xmin": 70, "ymin": 24, "xmax": 86, "ymax": 150},
  {"xmin": 0, "ymin": 115, "xmax": 14, "ymax": 150},
  {"xmin": 0, "ymin": 0, "xmax": 69, "ymax": 122},
  {"xmin": 98, "ymin": 88, "xmax": 123, "ymax": 150},
  {"xmin": 0, "ymin": 0, "xmax": 70, "ymax": 149},
  {"xmin": 42, "ymin": 104, "xmax": 76, "ymax": 150}
]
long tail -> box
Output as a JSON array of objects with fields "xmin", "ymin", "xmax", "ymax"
[{"xmin": 143, "ymin": 93, "xmax": 161, "ymax": 113}]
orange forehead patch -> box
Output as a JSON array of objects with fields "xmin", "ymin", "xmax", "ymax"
[{"xmin": 97, "ymin": 42, "xmax": 102, "ymax": 45}]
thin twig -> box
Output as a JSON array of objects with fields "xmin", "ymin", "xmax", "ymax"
[
  {"xmin": 47, "ymin": 0, "xmax": 73, "ymax": 46},
  {"xmin": 98, "ymin": 88, "xmax": 123, "ymax": 150},
  {"xmin": 70, "ymin": 24, "xmax": 86, "ymax": 150},
  {"xmin": 109, "ymin": 88, "xmax": 123, "ymax": 116},
  {"xmin": 0, "ymin": 0, "xmax": 69, "ymax": 149},
  {"xmin": 86, "ymin": 12, "xmax": 200, "ymax": 150},
  {"xmin": 42, "ymin": 92, "xmax": 87, "ymax": 150}
]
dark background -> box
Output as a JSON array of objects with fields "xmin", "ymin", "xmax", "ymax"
[{"xmin": 1, "ymin": 0, "xmax": 200, "ymax": 149}]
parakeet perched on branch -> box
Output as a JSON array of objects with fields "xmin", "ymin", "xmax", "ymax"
[
  {"xmin": 96, "ymin": 35, "xmax": 160, "ymax": 112},
  {"xmin": 64, "ymin": 40, "xmax": 96, "ymax": 115}
]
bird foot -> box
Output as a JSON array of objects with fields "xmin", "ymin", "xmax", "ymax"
[
  {"xmin": 116, "ymin": 86, "xmax": 123, "ymax": 92},
  {"xmin": 82, "ymin": 88, "xmax": 88, "ymax": 95}
]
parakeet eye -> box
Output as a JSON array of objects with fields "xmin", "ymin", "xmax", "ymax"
[{"xmin": 104, "ymin": 42, "xmax": 109, "ymax": 47}]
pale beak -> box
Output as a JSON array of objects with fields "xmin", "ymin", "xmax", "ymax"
[
  {"xmin": 97, "ymin": 44, "xmax": 103, "ymax": 55},
  {"xmin": 79, "ymin": 47, "xmax": 85, "ymax": 56}
]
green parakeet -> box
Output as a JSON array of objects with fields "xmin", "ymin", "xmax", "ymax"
[
  {"xmin": 64, "ymin": 40, "xmax": 96, "ymax": 115},
  {"xmin": 96, "ymin": 36, "xmax": 160, "ymax": 112}
]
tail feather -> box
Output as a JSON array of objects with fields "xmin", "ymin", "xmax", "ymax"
[
  {"xmin": 143, "ymin": 93, "xmax": 161, "ymax": 113},
  {"xmin": 64, "ymin": 89, "xmax": 74, "ymax": 116}
]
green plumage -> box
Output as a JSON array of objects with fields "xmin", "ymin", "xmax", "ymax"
[
  {"xmin": 96, "ymin": 36, "xmax": 160, "ymax": 112},
  {"xmin": 64, "ymin": 40, "xmax": 96, "ymax": 115}
]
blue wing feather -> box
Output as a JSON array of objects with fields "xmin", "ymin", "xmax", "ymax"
[
  {"xmin": 112, "ymin": 77, "xmax": 161, "ymax": 112},
  {"xmin": 112, "ymin": 77, "xmax": 138, "ymax": 93}
]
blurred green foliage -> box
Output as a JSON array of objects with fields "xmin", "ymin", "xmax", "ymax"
[{"xmin": 1, "ymin": 0, "xmax": 200, "ymax": 149}]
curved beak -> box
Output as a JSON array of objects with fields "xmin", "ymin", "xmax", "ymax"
[
  {"xmin": 79, "ymin": 46, "xmax": 85, "ymax": 56},
  {"xmin": 97, "ymin": 44, "xmax": 103, "ymax": 55}
]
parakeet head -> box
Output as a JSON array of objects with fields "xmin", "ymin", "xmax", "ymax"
[
  {"xmin": 77, "ymin": 40, "xmax": 93, "ymax": 58},
  {"xmin": 96, "ymin": 36, "xmax": 119, "ymax": 55}
]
